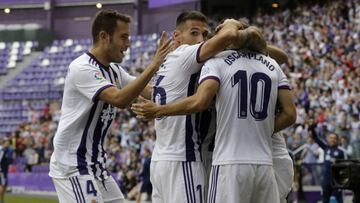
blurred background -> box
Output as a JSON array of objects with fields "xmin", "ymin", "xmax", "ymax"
[{"xmin": 0, "ymin": 0, "xmax": 359, "ymax": 202}]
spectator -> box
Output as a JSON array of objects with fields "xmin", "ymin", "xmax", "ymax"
[
  {"xmin": 301, "ymin": 134, "xmax": 320, "ymax": 184},
  {"xmin": 309, "ymin": 124, "xmax": 347, "ymax": 203}
]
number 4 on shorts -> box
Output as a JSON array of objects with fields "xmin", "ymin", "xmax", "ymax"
[{"xmin": 86, "ymin": 180, "xmax": 98, "ymax": 196}]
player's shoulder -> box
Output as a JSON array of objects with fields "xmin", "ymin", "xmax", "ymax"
[
  {"xmin": 109, "ymin": 63, "xmax": 122, "ymax": 72},
  {"xmin": 204, "ymin": 50, "xmax": 237, "ymax": 65},
  {"xmin": 69, "ymin": 53, "xmax": 97, "ymax": 72},
  {"xmin": 172, "ymin": 43, "xmax": 201, "ymax": 55}
]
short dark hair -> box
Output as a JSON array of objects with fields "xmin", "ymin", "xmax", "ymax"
[
  {"xmin": 176, "ymin": 11, "xmax": 207, "ymax": 28},
  {"xmin": 92, "ymin": 9, "xmax": 131, "ymax": 43}
]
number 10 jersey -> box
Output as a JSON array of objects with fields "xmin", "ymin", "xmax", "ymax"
[{"xmin": 199, "ymin": 50, "xmax": 291, "ymax": 166}]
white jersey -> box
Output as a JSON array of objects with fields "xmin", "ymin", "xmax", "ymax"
[
  {"xmin": 152, "ymin": 43, "xmax": 207, "ymax": 162},
  {"xmin": 199, "ymin": 50, "xmax": 291, "ymax": 166},
  {"xmin": 49, "ymin": 52, "xmax": 135, "ymax": 180},
  {"xmin": 272, "ymin": 132, "xmax": 292, "ymax": 160}
]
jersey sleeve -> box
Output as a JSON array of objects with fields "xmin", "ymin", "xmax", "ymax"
[
  {"xmin": 112, "ymin": 64, "xmax": 136, "ymax": 88},
  {"xmin": 277, "ymin": 68, "xmax": 291, "ymax": 90},
  {"xmin": 72, "ymin": 64, "xmax": 114, "ymax": 102},
  {"xmin": 179, "ymin": 43, "xmax": 205, "ymax": 74},
  {"xmin": 198, "ymin": 58, "xmax": 221, "ymax": 84}
]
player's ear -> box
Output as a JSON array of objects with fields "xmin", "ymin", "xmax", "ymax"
[
  {"xmin": 173, "ymin": 30, "xmax": 181, "ymax": 42},
  {"xmin": 99, "ymin": 31, "xmax": 110, "ymax": 43}
]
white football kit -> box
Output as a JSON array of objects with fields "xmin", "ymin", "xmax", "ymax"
[
  {"xmin": 272, "ymin": 133, "xmax": 294, "ymax": 202},
  {"xmin": 151, "ymin": 43, "xmax": 212, "ymax": 203},
  {"xmin": 199, "ymin": 50, "xmax": 291, "ymax": 203},
  {"xmin": 49, "ymin": 52, "xmax": 135, "ymax": 203}
]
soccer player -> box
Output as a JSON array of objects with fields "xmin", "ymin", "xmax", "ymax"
[
  {"xmin": 133, "ymin": 48, "xmax": 296, "ymax": 203},
  {"xmin": 49, "ymin": 10, "xmax": 172, "ymax": 203},
  {"xmin": 135, "ymin": 11, "xmax": 268, "ymax": 203},
  {"xmin": 272, "ymin": 132, "xmax": 294, "ymax": 203}
]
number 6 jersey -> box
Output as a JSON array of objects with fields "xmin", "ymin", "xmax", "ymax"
[
  {"xmin": 199, "ymin": 50, "xmax": 291, "ymax": 166},
  {"xmin": 151, "ymin": 43, "xmax": 206, "ymax": 162}
]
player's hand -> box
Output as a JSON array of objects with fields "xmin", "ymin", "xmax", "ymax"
[
  {"xmin": 131, "ymin": 99, "xmax": 159, "ymax": 120},
  {"xmin": 151, "ymin": 31, "xmax": 173, "ymax": 68},
  {"xmin": 215, "ymin": 19, "xmax": 247, "ymax": 33}
]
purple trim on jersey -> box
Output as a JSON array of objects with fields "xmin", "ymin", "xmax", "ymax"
[
  {"xmin": 76, "ymin": 101, "xmax": 98, "ymax": 175},
  {"xmin": 91, "ymin": 103, "xmax": 106, "ymax": 181},
  {"xmin": 182, "ymin": 162, "xmax": 192, "ymax": 203},
  {"xmin": 86, "ymin": 52, "xmax": 109, "ymax": 72},
  {"xmin": 185, "ymin": 73, "xmax": 199, "ymax": 161},
  {"xmin": 196, "ymin": 42, "xmax": 205, "ymax": 64},
  {"xmin": 198, "ymin": 108, "xmax": 214, "ymax": 160},
  {"xmin": 69, "ymin": 178, "xmax": 80, "ymax": 203},
  {"xmin": 199, "ymin": 76, "xmax": 220, "ymax": 85},
  {"xmin": 278, "ymin": 85, "xmax": 291, "ymax": 90},
  {"xmin": 92, "ymin": 84, "xmax": 114, "ymax": 103},
  {"xmin": 98, "ymin": 104, "xmax": 114, "ymax": 181},
  {"xmin": 194, "ymin": 112, "xmax": 202, "ymax": 161}
]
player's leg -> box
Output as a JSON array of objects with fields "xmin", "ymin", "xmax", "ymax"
[
  {"xmin": 96, "ymin": 175, "xmax": 125, "ymax": 203},
  {"xmin": 251, "ymin": 165, "xmax": 280, "ymax": 203},
  {"xmin": 184, "ymin": 161, "xmax": 206, "ymax": 203},
  {"xmin": 150, "ymin": 161, "xmax": 163, "ymax": 203},
  {"xmin": 151, "ymin": 161, "xmax": 206, "ymax": 203},
  {"xmin": 273, "ymin": 158, "xmax": 294, "ymax": 202},
  {"xmin": 52, "ymin": 175, "xmax": 104, "ymax": 203},
  {"xmin": 208, "ymin": 164, "xmax": 255, "ymax": 203}
]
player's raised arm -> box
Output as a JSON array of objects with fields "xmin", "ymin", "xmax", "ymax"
[
  {"xmin": 98, "ymin": 32, "xmax": 172, "ymax": 109},
  {"xmin": 132, "ymin": 79, "xmax": 219, "ymax": 119},
  {"xmin": 266, "ymin": 45, "xmax": 289, "ymax": 65},
  {"xmin": 198, "ymin": 20, "xmax": 267, "ymax": 62}
]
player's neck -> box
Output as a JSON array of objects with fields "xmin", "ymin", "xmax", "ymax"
[{"xmin": 89, "ymin": 47, "xmax": 110, "ymax": 67}]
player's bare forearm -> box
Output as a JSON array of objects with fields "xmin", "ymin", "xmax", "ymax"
[
  {"xmin": 198, "ymin": 19, "xmax": 242, "ymax": 62},
  {"xmin": 274, "ymin": 89, "xmax": 296, "ymax": 133},
  {"xmin": 158, "ymin": 79, "xmax": 218, "ymax": 117},
  {"xmin": 132, "ymin": 94, "xmax": 206, "ymax": 119},
  {"xmin": 140, "ymin": 85, "xmax": 153, "ymax": 100},
  {"xmin": 267, "ymin": 45, "xmax": 288, "ymax": 65},
  {"xmin": 98, "ymin": 32, "xmax": 172, "ymax": 108},
  {"xmin": 99, "ymin": 63, "xmax": 159, "ymax": 109},
  {"xmin": 274, "ymin": 112, "xmax": 296, "ymax": 133},
  {"xmin": 132, "ymin": 79, "xmax": 219, "ymax": 119}
]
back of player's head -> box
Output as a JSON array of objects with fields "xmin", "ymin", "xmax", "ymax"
[
  {"xmin": 176, "ymin": 11, "xmax": 207, "ymax": 29},
  {"xmin": 92, "ymin": 9, "xmax": 131, "ymax": 44}
]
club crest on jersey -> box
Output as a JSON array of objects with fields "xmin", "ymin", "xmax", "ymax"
[{"xmin": 94, "ymin": 72, "xmax": 105, "ymax": 81}]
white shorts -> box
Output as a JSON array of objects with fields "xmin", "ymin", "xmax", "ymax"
[
  {"xmin": 273, "ymin": 158, "xmax": 293, "ymax": 200},
  {"xmin": 52, "ymin": 175, "xmax": 125, "ymax": 203},
  {"xmin": 150, "ymin": 161, "xmax": 206, "ymax": 203},
  {"xmin": 207, "ymin": 164, "xmax": 279, "ymax": 203}
]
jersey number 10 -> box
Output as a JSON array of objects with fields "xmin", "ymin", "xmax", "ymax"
[{"xmin": 231, "ymin": 70, "xmax": 271, "ymax": 121}]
